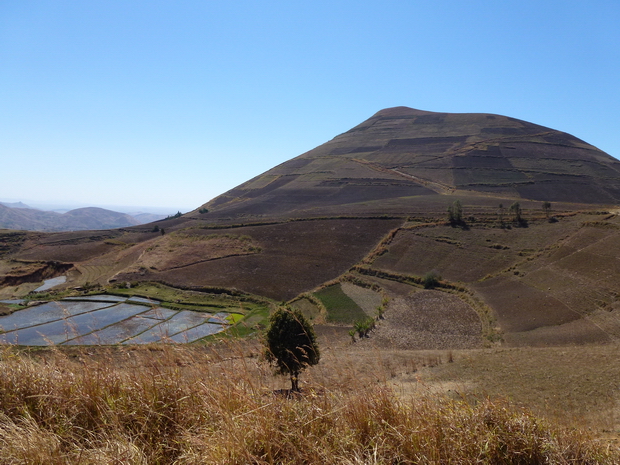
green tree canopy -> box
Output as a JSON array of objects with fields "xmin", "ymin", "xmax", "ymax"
[
  {"xmin": 264, "ymin": 307, "xmax": 320, "ymax": 392},
  {"xmin": 447, "ymin": 200, "xmax": 463, "ymax": 226}
]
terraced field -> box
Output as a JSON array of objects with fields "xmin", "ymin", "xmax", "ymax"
[{"xmin": 0, "ymin": 295, "xmax": 234, "ymax": 345}]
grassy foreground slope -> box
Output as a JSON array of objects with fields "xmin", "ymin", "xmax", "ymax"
[{"xmin": 0, "ymin": 344, "xmax": 616, "ymax": 464}]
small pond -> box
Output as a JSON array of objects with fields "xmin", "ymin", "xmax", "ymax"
[{"xmin": 34, "ymin": 276, "xmax": 67, "ymax": 292}]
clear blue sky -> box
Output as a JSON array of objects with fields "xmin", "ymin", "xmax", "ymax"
[{"xmin": 2, "ymin": 1, "xmax": 619, "ymax": 213}]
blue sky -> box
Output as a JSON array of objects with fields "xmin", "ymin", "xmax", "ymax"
[{"xmin": 1, "ymin": 1, "xmax": 619, "ymax": 213}]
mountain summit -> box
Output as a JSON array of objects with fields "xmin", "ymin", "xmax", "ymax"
[{"xmin": 203, "ymin": 106, "xmax": 620, "ymax": 219}]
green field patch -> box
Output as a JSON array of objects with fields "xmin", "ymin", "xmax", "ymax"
[
  {"xmin": 339, "ymin": 282, "xmax": 383, "ymax": 317},
  {"xmin": 225, "ymin": 306, "xmax": 271, "ymax": 338},
  {"xmin": 108, "ymin": 282, "xmax": 257, "ymax": 311},
  {"xmin": 226, "ymin": 313, "xmax": 244, "ymax": 324},
  {"xmin": 290, "ymin": 297, "xmax": 322, "ymax": 321},
  {"xmin": 314, "ymin": 284, "xmax": 367, "ymax": 324}
]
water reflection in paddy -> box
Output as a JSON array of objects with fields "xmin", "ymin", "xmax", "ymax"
[
  {"xmin": 64, "ymin": 295, "xmax": 128, "ymax": 303},
  {"xmin": 168, "ymin": 323, "xmax": 225, "ymax": 343},
  {"xmin": 0, "ymin": 296, "xmax": 229, "ymax": 346},
  {"xmin": 0, "ymin": 301, "xmax": 115, "ymax": 332},
  {"xmin": 34, "ymin": 276, "xmax": 67, "ymax": 292}
]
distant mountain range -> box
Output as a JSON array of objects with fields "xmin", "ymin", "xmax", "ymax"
[{"xmin": 0, "ymin": 203, "xmax": 166, "ymax": 231}]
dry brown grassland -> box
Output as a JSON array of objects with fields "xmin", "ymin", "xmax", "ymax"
[{"xmin": 0, "ymin": 340, "xmax": 618, "ymax": 464}]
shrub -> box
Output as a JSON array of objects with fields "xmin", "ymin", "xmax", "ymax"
[
  {"xmin": 353, "ymin": 317, "xmax": 376, "ymax": 338},
  {"xmin": 423, "ymin": 270, "xmax": 442, "ymax": 289},
  {"xmin": 165, "ymin": 211, "xmax": 183, "ymax": 220},
  {"xmin": 264, "ymin": 307, "xmax": 320, "ymax": 392},
  {"xmin": 447, "ymin": 200, "xmax": 464, "ymax": 226},
  {"xmin": 510, "ymin": 202, "xmax": 527, "ymax": 226}
]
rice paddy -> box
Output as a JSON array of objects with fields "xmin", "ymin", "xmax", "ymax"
[{"xmin": 0, "ymin": 296, "xmax": 232, "ymax": 346}]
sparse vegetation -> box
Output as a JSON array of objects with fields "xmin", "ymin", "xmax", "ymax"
[
  {"xmin": 0, "ymin": 344, "xmax": 615, "ymax": 463},
  {"xmin": 165, "ymin": 211, "xmax": 183, "ymax": 220},
  {"xmin": 498, "ymin": 203, "xmax": 506, "ymax": 227},
  {"xmin": 3, "ymin": 109, "xmax": 620, "ymax": 462}
]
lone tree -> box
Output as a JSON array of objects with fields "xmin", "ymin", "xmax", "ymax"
[
  {"xmin": 542, "ymin": 201, "xmax": 552, "ymax": 218},
  {"xmin": 447, "ymin": 200, "xmax": 464, "ymax": 226},
  {"xmin": 264, "ymin": 307, "xmax": 320, "ymax": 392},
  {"xmin": 510, "ymin": 201, "xmax": 523, "ymax": 224},
  {"xmin": 498, "ymin": 203, "xmax": 506, "ymax": 227}
]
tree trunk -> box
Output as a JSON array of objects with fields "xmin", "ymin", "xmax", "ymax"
[{"xmin": 290, "ymin": 373, "xmax": 300, "ymax": 392}]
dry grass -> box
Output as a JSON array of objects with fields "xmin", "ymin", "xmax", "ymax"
[
  {"xmin": 397, "ymin": 344, "xmax": 620, "ymax": 434},
  {"xmin": 0, "ymin": 343, "xmax": 616, "ymax": 464}
]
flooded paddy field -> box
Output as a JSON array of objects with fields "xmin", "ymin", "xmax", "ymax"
[{"xmin": 0, "ymin": 295, "xmax": 232, "ymax": 346}]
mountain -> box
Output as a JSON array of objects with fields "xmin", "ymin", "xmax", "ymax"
[
  {"xmin": 200, "ymin": 107, "xmax": 620, "ymax": 220},
  {"xmin": 0, "ymin": 202, "xmax": 32, "ymax": 209},
  {"xmin": 0, "ymin": 205, "xmax": 143, "ymax": 231},
  {"xmin": 1, "ymin": 107, "xmax": 619, "ymax": 349}
]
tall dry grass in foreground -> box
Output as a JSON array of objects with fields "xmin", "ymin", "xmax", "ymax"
[{"xmin": 0, "ymin": 344, "xmax": 616, "ymax": 464}]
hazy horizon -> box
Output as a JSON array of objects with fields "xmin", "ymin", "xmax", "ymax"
[{"xmin": 0, "ymin": 198, "xmax": 185, "ymax": 216}]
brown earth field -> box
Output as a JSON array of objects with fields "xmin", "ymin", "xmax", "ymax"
[
  {"xmin": 2, "ymin": 189, "xmax": 619, "ymax": 350},
  {"xmin": 1, "ymin": 218, "xmax": 403, "ymax": 301},
  {"xmin": 366, "ymin": 210, "xmax": 620, "ymax": 345}
]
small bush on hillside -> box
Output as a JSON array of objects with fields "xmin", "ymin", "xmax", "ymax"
[
  {"xmin": 510, "ymin": 201, "xmax": 528, "ymax": 227},
  {"xmin": 423, "ymin": 270, "xmax": 442, "ymax": 289},
  {"xmin": 353, "ymin": 317, "xmax": 376, "ymax": 339},
  {"xmin": 447, "ymin": 200, "xmax": 464, "ymax": 226},
  {"xmin": 165, "ymin": 211, "xmax": 183, "ymax": 220}
]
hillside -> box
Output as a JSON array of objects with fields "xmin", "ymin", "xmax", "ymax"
[
  {"xmin": 201, "ymin": 107, "xmax": 620, "ymax": 220},
  {"xmin": 0, "ymin": 107, "xmax": 619, "ymax": 350}
]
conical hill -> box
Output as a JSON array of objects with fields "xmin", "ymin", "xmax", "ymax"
[{"xmin": 204, "ymin": 106, "xmax": 620, "ymax": 219}]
